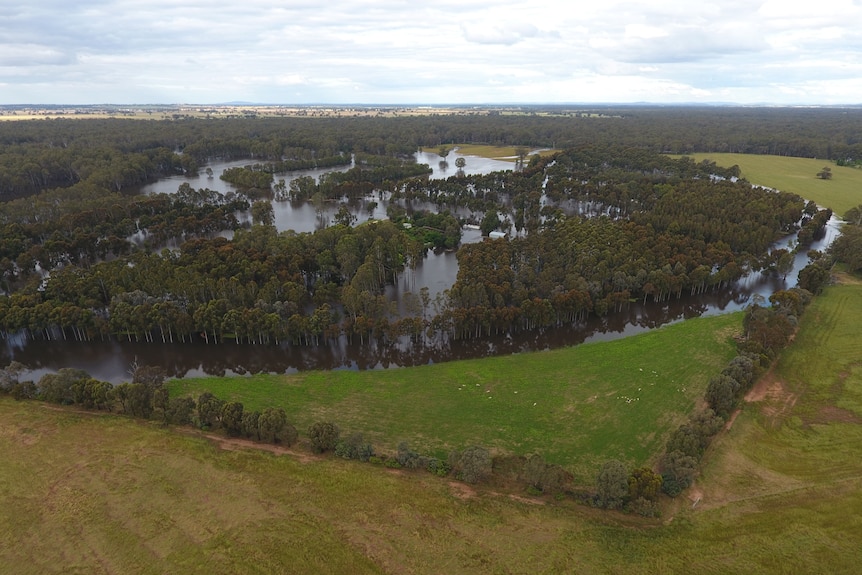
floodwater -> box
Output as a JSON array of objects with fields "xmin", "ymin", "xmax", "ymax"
[
  {"xmin": 135, "ymin": 153, "xmax": 505, "ymax": 300},
  {"xmin": 2, "ymin": 155, "xmax": 842, "ymax": 383}
]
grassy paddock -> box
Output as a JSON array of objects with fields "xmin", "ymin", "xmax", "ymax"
[
  {"xmin": 169, "ymin": 313, "xmax": 741, "ymax": 482},
  {"xmin": 687, "ymin": 281, "xmax": 862, "ymax": 571},
  {"xmin": 683, "ymin": 152, "xmax": 862, "ymax": 215},
  {"xmin": 3, "ymin": 285, "xmax": 862, "ymax": 574},
  {"xmin": 449, "ymin": 143, "xmax": 557, "ymax": 161},
  {"xmin": 446, "ymin": 143, "xmax": 519, "ymax": 160}
]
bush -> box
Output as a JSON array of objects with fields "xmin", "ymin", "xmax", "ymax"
[
  {"xmin": 308, "ymin": 421, "xmax": 340, "ymax": 453},
  {"xmin": 705, "ymin": 374, "xmax": 740, "ymax": 419},
  {"xmin": 11, "ymin": 381, "xmax": 37, "ymax": 401},
  {"xmin": 628, "ymin": 497, "xmax": 660, "ymax": 518},
  {"xmin": 797, "ymin": 263, "xmax": 830, "ymax": 294},
  {"xmin": 628, "ymin": 467, "xmax": 662, "ymax": 501},
  {"xmin": 259, "ymin": 407, "xmax": 295, "ymax": 445},
  {"xmin": 221, "ymin": 401, "xmax": 244, "ymax": 436},
  {"xmin": 660, "ymin": 450, "xmax": 698, "ymax": 496},
  {"xmin": 595, "ymin": 460, "xmax": 629, "ymax": 509},
  {"xmin": 384, "ymin": 457, "xmax": 401, "ymax": 469},
  {"xmin": 335, "ymin": 433, "xmax": 374, "ymax": 462},
  {"xmin": 396, "ymin": 441, "xmax": 421, "ymax": 469},
  {"xmin": 450, "ymin": 446, "xmax": 492, "ymax": 484},
  {"xmin": 524, "ymin": 454, "xmax": 572, "ymax": 495},
  {"xmin": 166, "ymin": 397, "xmax": 196, "ymax": 426},
  {"xmin": 425, "ymin": 457, "xmax": 451, "ymax": 477}
]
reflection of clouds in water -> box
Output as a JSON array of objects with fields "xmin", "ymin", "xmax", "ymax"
[{"xmin": 141, "ymin": 153, "xmax": 514, "ymax": 237}]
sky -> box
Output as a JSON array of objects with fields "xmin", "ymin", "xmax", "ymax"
[{"xmin": 3, "ymin": 0, "xmax": 862, "ymax": 105}]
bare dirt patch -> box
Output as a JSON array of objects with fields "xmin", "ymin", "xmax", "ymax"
[
  {"xmin": 745, "ymin": 371, "xmax": 798, "ymax": 426},
  {"xmin": 193, "ymin": 431, "xmax": 318, "ymax": 463},
  {"xmin": 448, "ymin": 481, "xmax": 476, "ymax": 500}
]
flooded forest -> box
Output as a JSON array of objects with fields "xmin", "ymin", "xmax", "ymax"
[{"xmin": 0, "ymin": 106, "xmax": 855, "ymax": 381}]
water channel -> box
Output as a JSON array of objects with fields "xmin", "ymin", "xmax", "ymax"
[{"xmin": 2, "ymin": 154, "xmax": 842, "ymax": 384}]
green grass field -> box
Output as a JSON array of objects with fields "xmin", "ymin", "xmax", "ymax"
[
  {"xmin": 2, "ymin": 283, "xmax": 861, "ymax": 574},
  {"xmin": 169, "ymin": 313, "xmax": 741, "ymax": 482},
  {"xmin": 451, "ymin": 143, "xmax": 557, "ymax": 161},
  {"xmin": 685, "ymin": 153, "xmax": 862, "ymax": 216},
  {"xmin": 451, "ymin": 143, "xmax": 519, "ymax": 160}
]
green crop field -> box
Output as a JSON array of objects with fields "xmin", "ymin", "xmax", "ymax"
[
  {"xmin": 684, "ymin": 153, "xmax": 862, "ymax": 216},
  {"xmin": 2, "ymin": 283, "xmax": 861, "ymax": 574},
  {"xmin": 169, "ymin": 313, "xmax": 741, "ymax": 483}
]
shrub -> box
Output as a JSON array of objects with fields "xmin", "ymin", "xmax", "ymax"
[
  {"xmin": 384, "ymin": 457, "xmax": 401, "ymax": 469},
  {"xmin": 628, "ymin": 467, "xmax": 663, "ymax": 501},
  {"xmin": 595, "ymin": 460, "xmax": 629, "ymax": 509},
  {"xmin": 628, "ymin": 497, "xmax": 660, "ymax": 518},
  {"xmin": 425, "ymin": 457, "xmax": 451, "ymax": 477},
  {"xmin": 705, "ymin": 374, "xmax": 740, "ymax": 419},
  {"xmin": 335, "ymin": 433, "xmax": 374, "ymax": 462},
  {"xmin": 659, "ymin": 450, "xmax": 698, "ymax": 496},
  {"xmin": 450, "ymin": 446, "xmax": 492, "ymax": 484},
  {"xmin": 259, "ymin": 407, "xmax": 295, "ymax": 445},
  {"xmin": 307, "ymin": 421, "xmax": 340, "ymax": 453},
  {"xmin": 396, "ymin": 441, "xmax": 422, "ymax": 469}
]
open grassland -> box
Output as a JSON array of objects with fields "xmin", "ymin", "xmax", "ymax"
[
  {"xmin": 452, "ymin": 143, "xmax": 519, "ymax": 160},
  {"xmin": 3, "ymin": 284, "xmax": 862, "ymax": 574},
  {"xmin": 452, "ymin": 143, "xmax": 557, "ymax": 161},
  {"xmin": 169, "ymin": 313, "xmax": 741, "ymax": 482},
  {"xmin": 685, "ymin": 153, "xmax": 862, "ymax": 216}
]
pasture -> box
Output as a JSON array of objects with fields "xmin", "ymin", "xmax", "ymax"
[
  {"xmin": 169, "ymin": 313, "xmax": 742, "ymax": 483},
  {"xmin": 452, "ymin": 143, "xmax": 557, "ymax": 161}
]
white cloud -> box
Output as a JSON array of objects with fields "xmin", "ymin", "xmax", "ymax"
[
  {"xmin": 1, "ymin": 0, "xmax": 862, "ymax": 104},
  {"xmin": 461, "ymin": 21, "xmax": 540, "ymax": 45}
]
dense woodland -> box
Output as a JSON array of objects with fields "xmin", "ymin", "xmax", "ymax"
[{"xmin": 0, "ymin": 108, "xmax": 848, "ymax": 350}]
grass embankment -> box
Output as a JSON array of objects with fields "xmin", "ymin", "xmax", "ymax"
[
  {"xmin": 685, "ymin": 153, "xmax": 862, "ymax": 216},
  {"xmin": 2, "ymin": 284, "xmax": 861, "ymax": 573},
  {"xmin": 169, "ymin": 313, "xmax": 741, "ymax": 482}
]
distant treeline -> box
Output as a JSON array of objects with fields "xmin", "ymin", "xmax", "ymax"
[{"xmin": 3, "ymin": 107, "xmax": 862, "ymax": 201}]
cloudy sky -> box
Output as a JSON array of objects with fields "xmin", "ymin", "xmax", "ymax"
[{"xmin": 3, "ymin": 0, "xmax": 862, "ymax": 105}]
